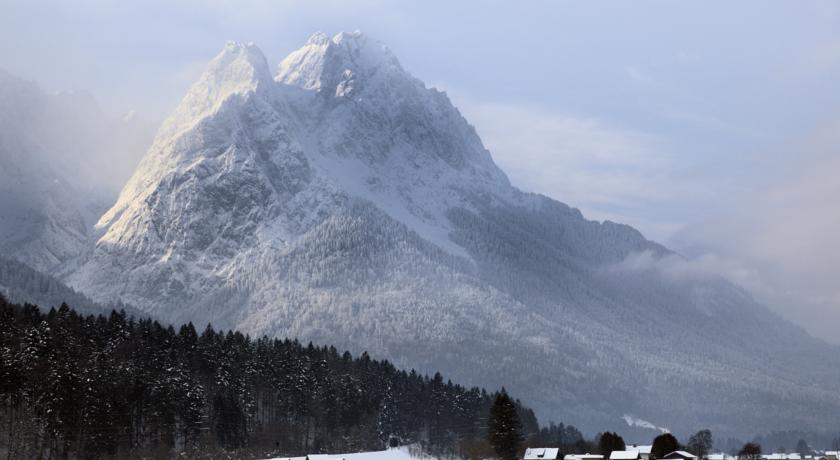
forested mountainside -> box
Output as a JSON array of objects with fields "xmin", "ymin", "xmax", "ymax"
[
  {"xmin": 0, "ymin": 296, "xmax": 538, "ymax": 459},
  {"xmin": 0, "ymin": 257, "xmax": 145, "ymax": 319}
]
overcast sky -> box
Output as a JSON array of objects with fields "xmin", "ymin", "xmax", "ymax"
[{"xmin": 1, "ymin": 0, "xmax": 839, "ymax": 343}]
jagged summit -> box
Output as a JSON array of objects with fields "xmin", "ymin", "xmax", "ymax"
[
  {"xmin": 193, "ymin": 40, "xmax": 272, "ymax": 99},
  {"xmin": 276, "ymin": 30, "xmax": 402, "ymax": 97},
  {"xmin": 157, "ymin": 41, "xmax": 273, "ymax": 141}
]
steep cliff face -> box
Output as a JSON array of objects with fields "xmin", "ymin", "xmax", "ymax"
[{"xmin": 62, "ymin": 33, "xmax": 840, "ymax": 437}]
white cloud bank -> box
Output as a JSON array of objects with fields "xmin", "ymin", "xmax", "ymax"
[
  {"xmin": 671, "ymin": 125, "xmax": 840, "ymax": 344},
  {"xmin": 452, "ymin": 99, "xmax": 702, "ymax": 241}
]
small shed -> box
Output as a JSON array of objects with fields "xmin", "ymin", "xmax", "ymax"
[{"xmin": 664, "ymin": 451, "xmax": 698, "ymax": 460}]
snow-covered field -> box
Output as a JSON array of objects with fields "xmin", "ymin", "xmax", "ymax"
[{"xmin": 266, "ymin": 446, "xmax": 440, "ymax": 460}]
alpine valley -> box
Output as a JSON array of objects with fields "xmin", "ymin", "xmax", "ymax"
[{"xmin": 3, "ymin": 32, "xmax": 840, "ymax": 438}]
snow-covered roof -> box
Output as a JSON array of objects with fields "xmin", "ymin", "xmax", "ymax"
[
  {"xmin": 525, "ymin": 448, "xmax": 560, "ymax": 460},
  {"xmin": 611, "ymin": 451, "xmax": 641, "ymax": 460},
  {"xmin": 664, "ymin": 451, "xmax": 697, "ymax": 459},
  {"xmin": 763, "ymin": 454, "xmax": 803, "ymax": 460},
  {"xmin": 565, "ymin": 455, "xmax": 604, "ymax": 460},
  {"xmin": 709, "ymin": 453, "xmax": 736, "ymax": 460},
  {"xmin": 626, "ymin": 445, "xmax": 653, "ymax": 455}
]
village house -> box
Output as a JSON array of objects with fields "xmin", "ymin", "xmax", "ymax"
[
  {"xmin": 709, "ymin": 453, "xmax": 737, "ymax": 460},
  {"xmin": 763, "ymin": 454, "xmax": 804, "ymax": 460},
  {"xmin": 663, "ymin": 451, "xmax": 698, "ymax": 460},
  {"xmin": 626, "ymin": 444, "xmax": 653, "ymax": 460},
  {"xmin": 565, "ymin": 454, "xmax": 605, "ymax": 460},
  {"xmin": 611, "ymin": 451, "xmax": 642, "ymax": 460}
]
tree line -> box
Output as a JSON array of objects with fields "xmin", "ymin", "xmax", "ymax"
[{"xmin": 0, "ymin": 295, "xmax": 539, "ymax": 459}]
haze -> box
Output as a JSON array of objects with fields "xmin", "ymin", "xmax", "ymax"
[{"xmin": 1, "ymin": 0, "xmax": 838, "ymax": 344}]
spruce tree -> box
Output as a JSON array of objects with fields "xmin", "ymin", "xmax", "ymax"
[
  {"xmin": 487, "ymin": 389, "xmax": 523, "ymax": 460},
  {"xmin": 795, "ymin": 440, "xmax": 809, "ymax": 457},
  {"xmin": 598, "ymin": 432, "xmax": 626, "ymax": 458},
  {"xmin": 738, "ymin": 442, "xmax": 761, "ymax": 460}
]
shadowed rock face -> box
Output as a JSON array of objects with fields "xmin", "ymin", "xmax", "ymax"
[{"xmin": 49, "ymin": 33, "xmax": 840, "ymax": 437}]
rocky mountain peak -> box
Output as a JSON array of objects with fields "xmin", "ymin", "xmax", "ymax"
[
  {"xmin": 158, "ymin": 41, "xmax": 273, "ymax": 141},
  {"xmin": 276, "ymin": 30, "xmax": 402, "ymax": 98}
]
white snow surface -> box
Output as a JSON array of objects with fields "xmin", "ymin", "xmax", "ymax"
[{"xmin": 266, "ymin": 446, "xmax": 430, "ymax": 460}]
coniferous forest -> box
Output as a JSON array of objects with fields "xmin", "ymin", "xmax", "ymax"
[{"xmin": 0, "ymin": 295, "xmax": 539, "ymax": 459}]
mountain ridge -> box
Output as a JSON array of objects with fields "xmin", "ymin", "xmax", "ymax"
[{"xmin": 3, "ymin": 33, "xmax": 838, "ymax": 437}]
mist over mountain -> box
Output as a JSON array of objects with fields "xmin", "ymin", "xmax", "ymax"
[
  {"xmin": 3, "ymin": 32, "xmax": 840, "ymax": 439},
  {"xmin": 0, "ymin": 69, "xmax": 154, "ymax": 273}
]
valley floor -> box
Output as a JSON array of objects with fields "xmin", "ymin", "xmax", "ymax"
[{"xmin": 266, "ymin": 446, "xmax": 444, "ymax": 460}]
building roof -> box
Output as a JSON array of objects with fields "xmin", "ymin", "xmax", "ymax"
[
  {"xmin": 709, "ymin": 453, "xmax": 736, "ymax": 460},
  {"xmin": 611, "ymin": 451, "xmax": 642, "ymax": 460},
  {"xmin": 525, "ymin": 448, "xmax": 561, "ymax": 460},
  {"xmin": 626, "ymin": 445, "xmax": 653, "ymax": 455},
  {"xmin": 665, "ymin": 451, "xmax": 698, "ymax": 459},
  {"xmin": 565, "ymin": 455, "xmax": 604, "ymax": 460}
]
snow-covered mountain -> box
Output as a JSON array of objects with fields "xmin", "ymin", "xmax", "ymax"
[
  {"xmin": 47, "ymin": 32, "xmax": 840, "ymax": 436},
  {"xmin": 0, "ymin": 69, "xmax": 153, "ymax": 273}
]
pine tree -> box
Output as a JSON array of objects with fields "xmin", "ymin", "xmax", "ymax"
[
  {"xmin": 738, "ymin": 442, "xmax": 761, "ymax": 460},
  {"xmin": 487, "ymin": 389, "xmax": 523, "ymax": 460},
  {"xmin": 795, "ymin": 439, "xmax": 810, "ymax": 457},
  {"xmin": 598, "ymin": 432, "xmax": 626, "ymax": 458}
]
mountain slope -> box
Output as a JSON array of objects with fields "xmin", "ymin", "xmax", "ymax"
[
  {"xmin": 67, "ymin": 33, "xmax": 840, "ymax": 437},
  {"xmin": 0, "ymin": 256, "xmax": 146, "ymax": 318},
  {"xmin": 0, "ymin": 69, "xmax": 153, "ymax": 274}
]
